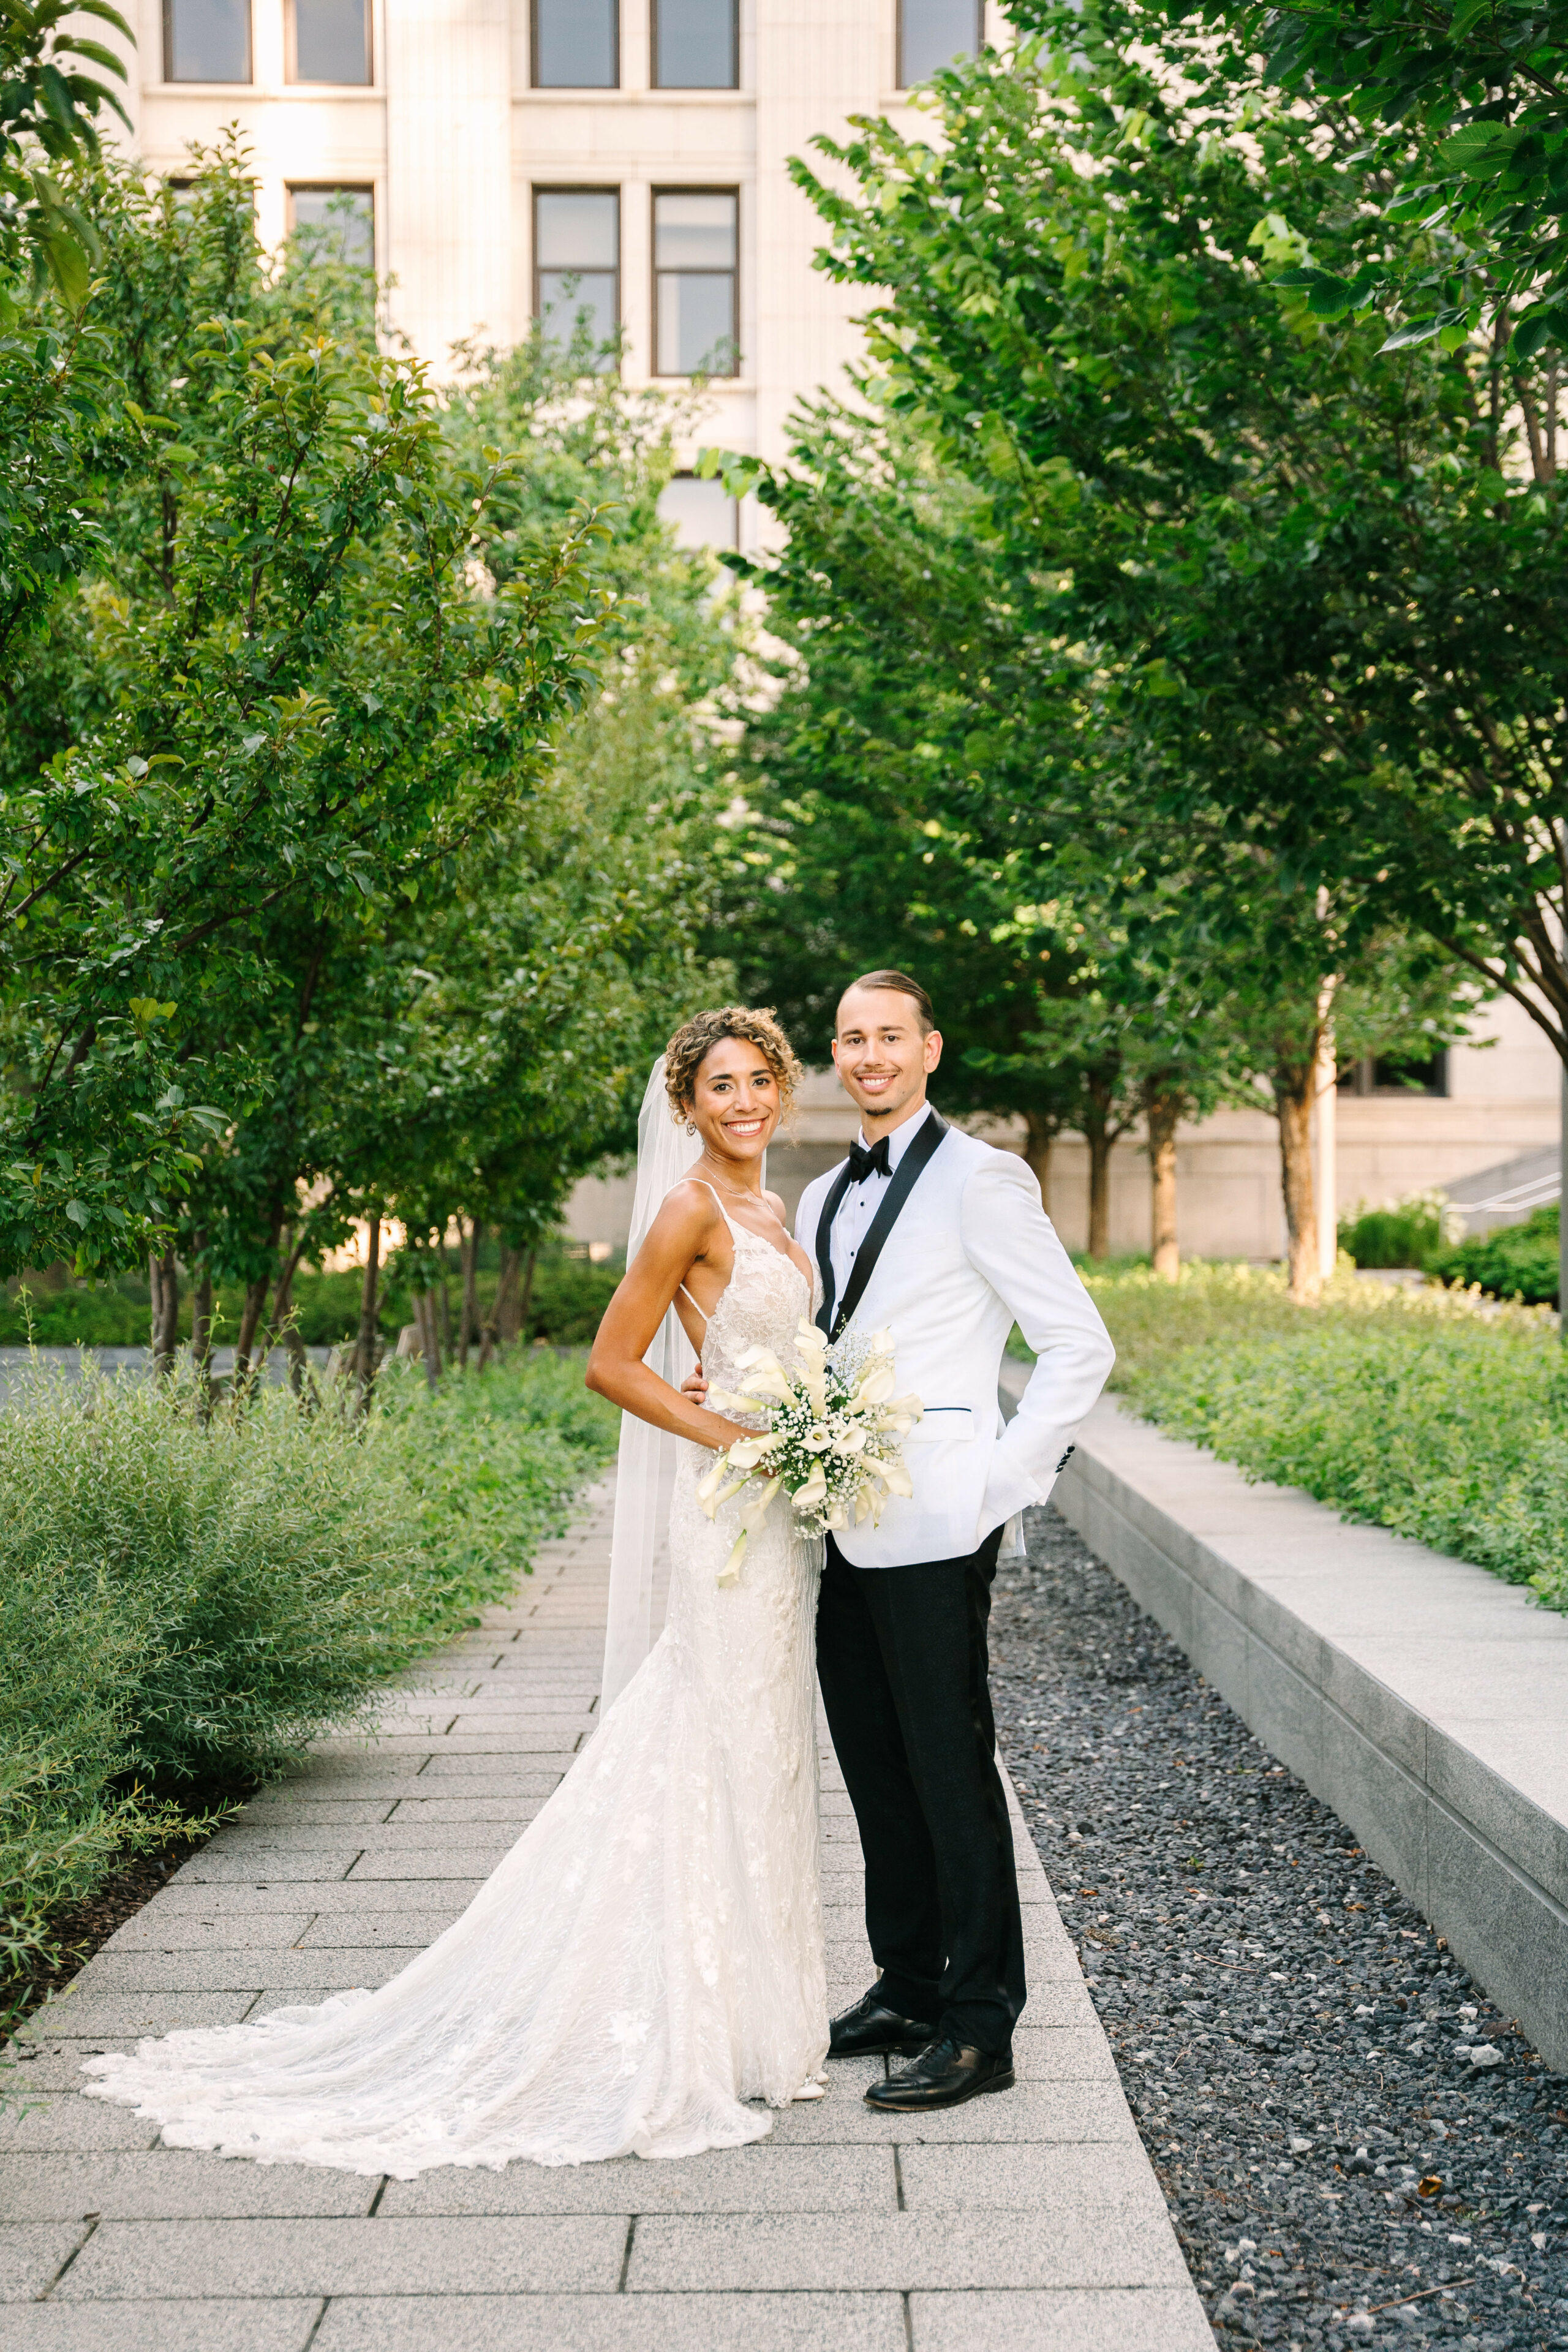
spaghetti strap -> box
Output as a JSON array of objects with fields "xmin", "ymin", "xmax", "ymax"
[
  {"xmin": 677, "ymin": 1281, "xmax": 707, "ymax": 1327},
  {"xmin": 694, "ymin": 1179, "xmax": 737, "ymax": 1226}
]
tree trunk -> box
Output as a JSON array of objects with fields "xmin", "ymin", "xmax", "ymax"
[
  {"xmin": 1144, "ymin": 1084, "xmax": 1183, "ymax": 1283},
  {"xmin": 149, "ymin": 1245, "xmax": 180, "ymax": 1374},
  {"xmin": 232, "ymin": 1272, "xmax": 271, "ymax": 1393},
  {"xmin": 417, "ymin": 1286, "xmax": 442, "ymax": 1388},
  {"xmin": 353, "ymin": 1217, "xmax": 382, "ymax": 1411},
  {"xmin": 458, "ymin": 1219, "xmax": 478, "ymax": 1370},
  {"xmin": 1022, "ymin": 1112, "xmax": 1055, "ymax": 1219},
  {"xmin": 266, "ymin": 1231, "xmax": 312, "ymax": 1398},
  {"xmin": 480, "ymin": 1244, "xmax": 529, "ymax": 1365},
  {"xmin": 189, "ymin": 1235, "xmax": 214, "ymax": 1406},
  {"xmin": 435, "ymin": 1265, "xmax": 452, "ymax": 1363},
  {"xmin": 1274, "ymin": 1065, "xmax": 1321, "ymax": 1303},
  {"xmin": 515, "ymin": 1246, "xmax": 538, "ymax": 1339}
]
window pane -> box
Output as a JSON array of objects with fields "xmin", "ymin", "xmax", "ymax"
[
  {"xmin": 536, "ymin": 192, "xmax": 619, "ymax": 271},
  {"xmin": 658, "ymin": 475, "xmax": 737, "ymax": 549},
  {"xmin": 653, "ymin": 191, "xmax": 736, "ymax": 270},
  {"xmin": 657, "ymin": 270, "xmax": 735, "ymax": 374},
  {"xmin": 165, "ymin": 0, "xmax": 251, "ymax": 81},
  {"xmin": 654, "ymin": 0, "xmax": 735, "ymax": 88},
  {"xmin": 535, "ymin": 0, "xmax": 616, "ymax": 85},
  {"xmin": 898, "ymin": 0, "xmax": 981, "ymax": 85},
  {"xmin": 290, "ymin": 188, "xmax": 375, "ymax": 268},
  {"xmin": 293, "ymin": 0, "xmax": 369, "ymax": 80},
  {"xmin": 538, "ymin": 271, "xmax": 618, "ymax": 355}
]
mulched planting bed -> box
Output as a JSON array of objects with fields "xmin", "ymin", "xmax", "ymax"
[
  {"xmin": 1, "ymin": 1825, "xmax": 222, "ymax": 2042},
  {"xmin": 993, "ymin": 1502, "xmax": 1568, "ymax": 2352}
]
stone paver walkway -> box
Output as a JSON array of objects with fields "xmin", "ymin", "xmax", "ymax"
[{"xmin": 2, "ymin": 1479, "xmax": 1211, "ymax": 2351}]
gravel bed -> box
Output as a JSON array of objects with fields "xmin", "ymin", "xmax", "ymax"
[{"xmin": 993, "ymin": 1502, "xmax": 1568, "ymax": 2352}]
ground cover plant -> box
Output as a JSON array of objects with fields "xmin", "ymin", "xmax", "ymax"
[
  {"xmin": 1080, "ymin": 1265, "xmax": 1567, "ymax": 1610},
  {"xmin": 0, "ymin": 1351, "xmax": 616, "ymax": 2004}
]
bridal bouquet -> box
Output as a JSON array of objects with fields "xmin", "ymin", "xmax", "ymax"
[{"xmin": 696, "ymin": 1317, "xmax": 923, "ymax": 1585}]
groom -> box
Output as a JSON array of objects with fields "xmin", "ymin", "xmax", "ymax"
[{"xmin": 799, "ymin": 971, "xmax": 1115, "ymax": 2110}]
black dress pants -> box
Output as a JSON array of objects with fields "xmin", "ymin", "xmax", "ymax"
[{"xmin": 816, "ymin": 1526, "xmax": 1025, "ymax": 2054}]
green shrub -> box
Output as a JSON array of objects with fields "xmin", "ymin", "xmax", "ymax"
[
  {"xmin": 1339, "ymin": 1194, "xmax": 1449, "ymax": 1270},
  {"xmin": 0, "ymin": 1351, "xmax": 617, "ymax": 1985},
  {"xmin": 1427, "ymin": 1204, "xmax": 1559, "ymax": 1307},
  {"xmin": 1081, "ymin": 1263, "xmax": 1567, "ymax": 1613}
]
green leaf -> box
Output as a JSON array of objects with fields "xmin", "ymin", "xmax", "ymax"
[{"xmin": 64, "ymin": 1200, "xmax": 89, "ymax": 1227}]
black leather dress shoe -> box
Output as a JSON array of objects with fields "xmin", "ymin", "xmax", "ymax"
[
  {"xmin": 828, "ymin": 1991, "xmax": 938, "ymax": 2059},
  {"xmin": 863, "ymin": 2035, "xmax": 1015, "ymax": 2109}
]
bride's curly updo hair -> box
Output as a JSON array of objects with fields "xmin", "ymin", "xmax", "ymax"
[{"xmin": 664, "ymin": 1005, "xmax": 802, "ymax": 1126}]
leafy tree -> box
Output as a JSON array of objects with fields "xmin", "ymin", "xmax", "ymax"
[
  {"xmin": 0, "ymin": 0, "xmax": 131, "ymax": 306},
  {"xmin": 0, "ymin": 148, "xmax": 606, "ymax": 1281},
  {"xmin": 1221, "ymin": 0, "xmax": 1568, "ymax": 353},
  {"xmin": 769, "ymin": 19, "xmax": 1565, "ymax": 1270}
]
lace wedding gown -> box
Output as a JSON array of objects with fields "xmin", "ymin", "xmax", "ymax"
[{"xmin": 83, "ymin": 1215, "xmax": 829, "ymax": 2174}]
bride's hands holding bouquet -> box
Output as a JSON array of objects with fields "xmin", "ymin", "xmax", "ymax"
[{"xmin": 695, "ymin": 1319, "xmax": 922, "ymax": 1585}]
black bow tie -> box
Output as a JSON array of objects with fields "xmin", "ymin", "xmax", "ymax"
[{"xmin": 846, "ymin": 1136, "xmax": 892, "ymax": 1185}]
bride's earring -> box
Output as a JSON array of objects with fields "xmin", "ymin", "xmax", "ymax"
[{"xmin": 685, "ymin": 1121, "xmax": 698, "ymax": 1137}]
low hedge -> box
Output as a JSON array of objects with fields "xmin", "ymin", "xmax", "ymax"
[
  {"xmin": 1427, "ymin": 1204, "xmax": 1559, "ymax": 1308},
  {"xmin": 0, "ymin": 1248, "xmax": 624, "ymax": 1351},
  {"xmin": 1078, "ymin": 1264, "xmax": 1567, "ymax": 1615},
  {"xmin": 0, "ymin": 1352, "xmax": 616, "ymax": 1992}
]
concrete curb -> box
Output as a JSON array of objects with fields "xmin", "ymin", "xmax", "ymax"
[{"xmin": 1011, "ymin": 1381, "xmax": 1568, "ymax": 2073}]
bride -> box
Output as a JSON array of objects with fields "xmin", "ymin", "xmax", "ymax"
[{"xmin": 83, "ymin": 1005, "xmax": 830, "ymax": 2173}]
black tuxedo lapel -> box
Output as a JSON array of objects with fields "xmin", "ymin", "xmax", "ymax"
[
  {"xmin": 816, "ymin": 1110, "xmax": 950, "ymax": 1343},
  {"xmin": 813, "ymin": 1161, "xmax": 859, "ymax": 1337}
]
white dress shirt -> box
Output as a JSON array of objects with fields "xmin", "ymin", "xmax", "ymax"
[{"xmin": 827, "ymin": 1103, "xmax": 933, "ymax": 1308}]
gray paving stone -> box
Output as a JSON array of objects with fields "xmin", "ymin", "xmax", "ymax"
[
  {"xmin": 293, "ymin": 1913, "xmax": 464, "ymax": 1950},
  {"xmin": 0, "ymin": 2098, "xmax": 160, "ymax": 2154},
  {"xmin": 343, "ymin": 1850, "xmax": 511, "ymax": 1881},
  {"xmin": 56, "ymin": 2216, "xmax": 627, "ymax": 2299},
  {"xmin": 897, "ymin": 2142, "xmax": 1168, "ymax": 2211},
  {"xmin": 201, "ymin": 1827, "xmax": 517, "ymax": 1858},
  {"xmin": 176, "ymin": 1857, "xmax": 359, "ymax": 1885},
  {"xmin": 0, "ymin": 2222, "xmax": 85, "ymax": 2301},
  {"xmin": 313, "ymin": 2291, "xmax": 906, "ymax": 2352},
  {"xmin": 626, "ymin": 2208, "xmax": 1189, "ymax": 2290},
  {"xmin": 769, "ymin": 2084, "xmax": 1136, "ymax": 2144},
  {"xmin": 2, "ymin": 2048, "xmax": 135, "ymax": 2094},
  {"xmin": 99, "ymin": 1917, "xmax": 315, "ymax": 1957},
  {"xmin": 0, "ymin": 2301, "xmax": 323, "ymax": 2350},
  {"xmin": 379, "ymin": 2143, "xmax": 895, "ymax": 2215},
  {"xmin": 153, "ymin": 1883, "xmax": 486, "ymax": 1915},
  {"xmin": 234, "ymin": 1803, "xmax": 393, "ymax": 1827},
  {"xmin": 17, "ymin": 1995, "xmax": 256, "ymax": 2042},
  {"xmin": 1009, "ymin": 2027, "xmax": 1118, "ymax": 2081},
  {"xmin": 910, "ymin": 2287, "xmax": 1218, "ymax": 2351},
  {"xmin": 74, "ymin": 1953, "xmax": 417, "ymax": 1996},
  {"xmin": 379, "ymin": 1800, "xmax": 540, "ymax": 1824},
  {"xmin": 0, "ymin": 2152, "xmax": 376, "ymax": 2221}
]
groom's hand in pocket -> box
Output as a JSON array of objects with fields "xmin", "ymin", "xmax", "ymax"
[{"xmin": 680, "ymin": 1364, "xmax": 709, "ymax": 1406}]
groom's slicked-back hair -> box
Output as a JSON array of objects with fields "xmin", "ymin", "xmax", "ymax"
[{"xmin": 839, "ymin": 970, "xmax": 935, "ymax": 1036}]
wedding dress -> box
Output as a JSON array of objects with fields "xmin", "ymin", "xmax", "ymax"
[{"xmin": 82, "ymin": 1204, "xmax": 829, "ymax": 2174}]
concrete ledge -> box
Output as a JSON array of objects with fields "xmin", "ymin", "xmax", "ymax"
[{"xmin": 1012, "ymin": 1382, "xmax": 1568, "ymax": 2071}]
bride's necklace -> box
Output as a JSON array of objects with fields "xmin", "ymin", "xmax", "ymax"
[{"xmin": 701, "ymin": 1169, "xmax": 786, "ymax": 1230}]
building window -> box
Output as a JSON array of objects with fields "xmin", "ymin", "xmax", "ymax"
[
  {"xmin": 288, "ymin": 186, "xmax": 375, "ymax": 269},
  {"xmin": 534, "ymin": 189, "xmax": 620, "ymax": 368},
  {"xmin": 1338, "ymin": 1052, "xmax": 1449, "ymax": 1098},
  {"xmin": 288, "ymin": 0, "xmax": 371, "ymax": 81},
  {"xmin": 653, "ymin": 190, "xmax": 737, "ymax": 377},
  {"xmin": 164, "ymin": 0, "xmax": 251, "ymax": 81},
  {"xmin": 653, "ymin": 0, "xmax": 737, "ymax": 88},
  {"xmin": 532, "ymin": 0, "xmax": 617, "ymax": 86},
  {"xmin": 658, "ymin": 473, "xmax": 738, "ymax": 549},
  {"xmin": 897, "ymin": 0, "xmax": 981, "ymax": 87}
]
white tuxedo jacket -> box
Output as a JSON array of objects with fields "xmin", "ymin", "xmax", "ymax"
[{"xmin": 796, "ymin": 1119, "xmax": 1115, "ymax": 1568}]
